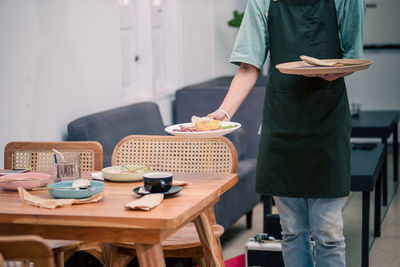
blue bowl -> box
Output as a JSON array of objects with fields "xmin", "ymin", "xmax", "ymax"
[{"xmin": 48, "ymin": 180, "xmax": 104, "ymax": 199}]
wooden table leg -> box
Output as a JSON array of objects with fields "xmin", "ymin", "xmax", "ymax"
[
  {"xmin": 393, "ymin": 125, "xmax": 398, "ymax": 181},
  {"xmin": 136, "ymin": 243, "xmax": 165, "ymax": 267},
  {"xmin": 110, "ymin": 245, "xmax": 134, "ymax": 267},
  {"xmin": 361, "ymin": 192, "xmax": 370, "ymax": 267},
  {"xmin": 263, "ymin": 195, "xmax": 272, "ymax": 233},
  {"xmin": 382, "ymin": 138, "xmax": 388, "ymax": 206},
  {"xmin": 194, "ymin": 212, "xmax": 224, "ymax": 267},
  {"xmin": 374, "ymin": 172, "xmax": 381, "ymax": 237}
]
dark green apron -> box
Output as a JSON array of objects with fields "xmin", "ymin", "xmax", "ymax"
[{"xmin": 256, "ymin": 0, "xmax": 352, "ymax": 198}]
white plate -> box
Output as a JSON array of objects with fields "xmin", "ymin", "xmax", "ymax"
[
  {"xmin": 165, "ymin": 122, "xmax": 241, "ymax": 138},
  {"xmin": 0, "ymin": 173, "xmax": 51, "ymax": 191},
  {"xmin": 102, "ymin": 165, "xmax": 153, "ymax": 182}
]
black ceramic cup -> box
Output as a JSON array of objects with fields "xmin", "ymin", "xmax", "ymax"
[{"xmin": 143, "ymin": 172, "xmax": 173, "ymax": 193}]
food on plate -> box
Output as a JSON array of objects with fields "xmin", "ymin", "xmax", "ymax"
[
  {"xmin": 221, "ymin": 124, "xmax": 239, "ymax": 130},
  {"xmin": 173, "ymin": 116, "xmax": 222, "ymax": 132},
  {"xmin": 174, "ymin": 124, "xmax": 196, "ymax": 132},
  {"xmin": 192, "ymin": 116, "xmax": 222, "ymax": 131}
]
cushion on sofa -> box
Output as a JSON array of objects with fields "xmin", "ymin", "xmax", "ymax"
[
  {"xmin": 67, "ymin": 102, "xmax": 166, "ymax": 167},
  {"xmin": 214, "ymin": 158, "xmax": 259, "ymax": 229}
]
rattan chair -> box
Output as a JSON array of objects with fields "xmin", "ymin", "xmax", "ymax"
[
  {"xmin": 0, "ymin": 235, "xmax": 55, "ymax": 267},
  {"xmin": 4, "ymin": 141, "xmax": 103, "ymax": 171},
  {"xmin": 110, "ymin": 135, "xmax": 238, "ymax": 267},
  {"xmin": 3, "ymin": 141, "xmax": 106, "ymax": 267}
]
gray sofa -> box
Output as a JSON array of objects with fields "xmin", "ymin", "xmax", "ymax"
[
  {"xmin": 67, "ymin": 102, "xmax": 166, "ymax": 168},
  {"xmin": 174, "ymin": 75, "xmax": 268, "ymax": 230}
]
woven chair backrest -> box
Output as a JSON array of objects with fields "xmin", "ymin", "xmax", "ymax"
[
  {"xmin": 4, "ymin": 142, "xmax": 103, "ymax": 171},
  {"xmin": 112, "ymin": 135, "xmax": 238, "ymax": 173}
]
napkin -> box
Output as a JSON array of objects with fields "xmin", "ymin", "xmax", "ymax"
[
  {"xmin": 17, "ymin": 187, "xmax": 103, "ymax": 209},
  {"xmin": 125, "ymin": 194, "xmax": 164, "ymax": 211}
]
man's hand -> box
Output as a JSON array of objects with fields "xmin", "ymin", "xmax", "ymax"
[
  {"xmin": 302, "ymin": 72, "xmax": 354, "ymax": 81},
  {"xmin": 207, "ymin": 110, "xmax": 229, "ymax": 121}
]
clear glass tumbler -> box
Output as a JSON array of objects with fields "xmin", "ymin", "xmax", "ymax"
[{"xmin": 54, "ymin": 152, "xmax": 81, "ymax": 182}]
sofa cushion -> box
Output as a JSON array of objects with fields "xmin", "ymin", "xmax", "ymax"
[
  {"xmin": 226, "ymin": 128, "xmax": 247, "ymax": 160},
  {"xmin": 67, "ymin": 102, "xmax": 166, "ymax": 167},
  {"xmin": 214, "ymin": 158, "xmax": 260, "ymax": 229}
]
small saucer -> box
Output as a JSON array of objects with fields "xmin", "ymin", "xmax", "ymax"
[{"xmin": 133, "ymin": 185, "xmax": 182, "ymax": 196}]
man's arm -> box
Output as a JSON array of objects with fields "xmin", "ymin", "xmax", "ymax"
[{"xmin": 208, "ymin": 63, "xmax": 259, "ymax": 121}]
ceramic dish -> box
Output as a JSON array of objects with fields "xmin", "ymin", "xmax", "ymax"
[
  {"xmin": 102, "ymin": 165, "xmax": 153, "ymax": 182},
  {"xmin": 48, "ymin": 180, "xmax": 104, "ymax": 199},
  {"xmin": 133, "ymin": 185, "xmax": 182, "ymax": 197},
  {"xmin": 276, "ymin": 59, "xmax": 373, "ymax": 75},
  {"xmin": 165, "ymin": 122, "xmax": 241, "ymax": 138},
  {"xmin": 0, "ymin": 173, "xmax": 51, "ymax": 191}
]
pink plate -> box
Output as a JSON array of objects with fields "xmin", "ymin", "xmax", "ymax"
[{"xmin": 0, "ymin": 173, "xmax": 51, "ymax": 191}]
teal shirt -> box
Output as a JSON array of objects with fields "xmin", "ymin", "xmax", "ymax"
[{"xmin": 230, "ymin": 0, "xmax": 366, "ymax": 70}]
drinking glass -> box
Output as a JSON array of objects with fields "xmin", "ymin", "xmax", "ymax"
[
  {"xmin": 350, "ymin": 99, "xmax": 362, "ymax": 116},
  {"xmin": 53, "ymin": 152, "xmax": 81, "ymax": 182}
]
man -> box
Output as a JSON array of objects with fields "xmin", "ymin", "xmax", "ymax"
[{"xmin": 208, "ymin": 0, "xmax": 365, "ymax": 266}]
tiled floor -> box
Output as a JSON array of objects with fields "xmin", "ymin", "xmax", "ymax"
[
  {"xmin": 369, "ymin": 183, "xmax": 400, "ymax": 267},
  {"xmin": 221, "ymin": 152, "xmax": 400, "ymax": 267}
]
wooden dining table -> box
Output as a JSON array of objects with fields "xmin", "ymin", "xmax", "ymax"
[{"xmin": 0, "ymin": 172, "xmax": 238, "ymax": 267}]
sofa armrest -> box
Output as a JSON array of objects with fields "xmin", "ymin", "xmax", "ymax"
[{"xmin": 226, "ymin": 127, "xmax": 247, "ymax": 161}]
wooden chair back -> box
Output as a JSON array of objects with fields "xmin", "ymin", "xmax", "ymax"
[
  {"xmin": 0, "ymin": 235, "xmax": 55, "ymax": 266},
  {"xmin": 4, "ymin": 141, "xmax": 103, "ymax": 171},
  {"xmin": 112, "ymin": 135, "xmax": 237, "ymax": 174}
]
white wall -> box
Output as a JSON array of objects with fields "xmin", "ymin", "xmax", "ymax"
[
  {"xmin": 0, "ymin": 0, "xmax": 123, "ymax": 167},
  {"xmin": 347, "ymin": 49, "xmax": 400, "ymax": 111},
  {"xmin": 180, "ymin": 0, "xmax": 245, "ymax": 86},
  {"xmin": 213, "ymin": 0, "xmax": 247, "ymax": 77},
  {"xmin": 180, "ymin": 0, "xmax": 214, "ymax": 85},
  {"xmin": 347, "ymin": 49, "xmax": 400, "ymax": 144}
]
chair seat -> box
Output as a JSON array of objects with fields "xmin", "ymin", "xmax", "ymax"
[{"xmin": 115, "ymin": 223, "xmax": 224, "ymax": 250}]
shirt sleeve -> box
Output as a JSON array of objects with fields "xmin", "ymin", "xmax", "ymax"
[
  {"xmin": 229, "ymin": 0, "xmax": 270, "ymax": 70},
  {"xmin": 336, "ymin": 0, "xmax": 366, "ymax": 59}
]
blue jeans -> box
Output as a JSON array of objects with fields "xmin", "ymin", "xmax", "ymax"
[{"xmin": 273, "ymin": 196, "xmax": 347, "ymax": 267}]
